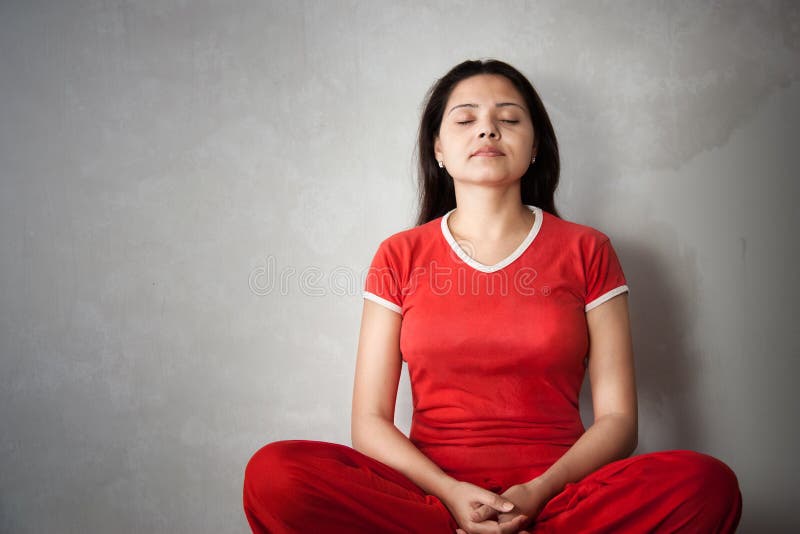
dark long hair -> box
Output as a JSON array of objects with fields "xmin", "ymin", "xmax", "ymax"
[{"xmin": 414, "ymin": 59, "xmax": 561, "ymax": 226}]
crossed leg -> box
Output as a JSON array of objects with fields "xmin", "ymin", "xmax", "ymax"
[
  {"xmin": 243, "ymin": 440, "xmax": 458, "ymax": 534},
  {"xmin": 532, "ymin": 449, "xmax": 742, "ymax": 533},
  {"xmin": 243, "ymin": 441, "xmax": 742, "ymax": 533}
]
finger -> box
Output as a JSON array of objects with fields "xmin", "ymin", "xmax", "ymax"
[
  {"xmin": 514, "ymin": 515, "xmax": 531, "ymax": 533},
  {"xmin": 470, "ymin": 504, "xmax": 497, "ymax": 523},
  {"xmin": 468, "ymin": 518, "xmax": 522, "ymax": 534},
  {"xmin": 465, "ymin": 520, "xmax": 502, "ymax": 534},
  {"xmin": 497, "ymin": 514, "xmax": 529, "ymax": 534},
  {"xmin": 497, "ymin": 517, "xmax": 517, "ymax": 534},
  {"xmin": 477, "ymin": 491, "xmax": 514, "ymax": 514}
]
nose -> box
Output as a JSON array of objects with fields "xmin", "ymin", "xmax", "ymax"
[
  {"xmin": 479, "ymin": 127, "xmax": 498, "ymax": 139},
  {"xmin": 478, "ymin": 117, "xmax": 499, "ymax": 139}
]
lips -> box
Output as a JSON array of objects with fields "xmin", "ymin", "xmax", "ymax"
[{"xmin": 471, "ymin": 146, "xmax": 505, "ymax": 157}]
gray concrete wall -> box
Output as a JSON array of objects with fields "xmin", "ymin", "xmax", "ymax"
[{"xmin": 1, "ymin": 1, "xmax": 797, "ymax": 532}]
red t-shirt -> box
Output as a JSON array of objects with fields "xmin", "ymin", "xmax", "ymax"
[{"xmin": 362, "ymin": 204, "xmax": 629, "ymax": 488}]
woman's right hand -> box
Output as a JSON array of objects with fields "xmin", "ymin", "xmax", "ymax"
[{"xmin": 439, "ymin": 479, "xmax": 529, "ymax": 534}]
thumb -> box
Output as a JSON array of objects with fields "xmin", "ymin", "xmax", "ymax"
[
  {"xmin": 468, "ymin": 490, "xmax": 515, "ymax": 523},
  {"xmin": 479, "ymin": 491, "xmax": 514, "ymax": 514}
]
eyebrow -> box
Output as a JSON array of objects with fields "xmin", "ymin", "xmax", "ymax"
[{"xmin": 447, "ymin": 102, "xmax": 528, "ymax": 115}]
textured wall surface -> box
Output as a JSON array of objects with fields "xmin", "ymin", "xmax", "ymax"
[{"xmin": 1, "ymin": 1, "xmax": 798, "ymax": 532}]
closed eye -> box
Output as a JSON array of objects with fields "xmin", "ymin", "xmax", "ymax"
[{"xmin": 456, "ymin": 120, "xmax": 519, "ymax": 125}]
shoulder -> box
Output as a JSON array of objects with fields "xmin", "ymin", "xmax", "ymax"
[
  {"xmin": 541, "ymin": 210, "xmax": 612, "ymax": 249},
  {"xmin": 373, "ymin": 216, "xmax": 442, "ymax": 256}
]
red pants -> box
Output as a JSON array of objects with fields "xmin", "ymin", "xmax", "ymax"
[{"xmin": 243, "ymin": 440, "xmax": 742, "ymax": 533}]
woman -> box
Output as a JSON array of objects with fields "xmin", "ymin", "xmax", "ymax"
[{"xmin": 243, "ymin": 59, "xmax": 743, "ymax": 533}]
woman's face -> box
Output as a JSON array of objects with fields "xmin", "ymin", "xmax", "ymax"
[{"xmin": 434, "ymin": 74, "xmax": 536, "ymax": 185}]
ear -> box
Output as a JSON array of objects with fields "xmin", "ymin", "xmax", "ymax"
[{"xmin": 434, "ymin": 136, "xmax": 443, "ymax": 161}]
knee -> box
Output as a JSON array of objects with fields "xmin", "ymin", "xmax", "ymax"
[
  {"xmin": 243, "ymin": 440, "xmax": 310, "ymax": 508},
  {"xmin": 675, "ymin": 451, "xmax": 740, "ymax": 490},
  {"xmin": 671, "ymin": 450, "xmax": 742, "ymax": 511}
]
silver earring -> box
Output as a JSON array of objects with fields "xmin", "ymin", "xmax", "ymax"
[
  {"xmin": 437, "ymin": 160, "xmax": 444, "ymax": 168},
  {"xmin": 531, "ymin": 155, "xmax": 536, "ymax": 164}
]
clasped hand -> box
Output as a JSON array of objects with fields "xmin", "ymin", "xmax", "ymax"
[{"xmin": 440, "ymin": 479, "xmax": 549, "ymax": 534}]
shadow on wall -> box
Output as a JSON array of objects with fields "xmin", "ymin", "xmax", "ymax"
[
  {"xmin": 548, "ymin": 66, "xmax": 704, "ymax": 453},
  {"xmin": 580, "ymin": 226, "xmax": 703, "ymax": 454}
]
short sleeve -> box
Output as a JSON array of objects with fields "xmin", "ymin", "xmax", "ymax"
[
  {"xmin": 362, "ymin": 239, "xmax": 403, "ymax": 314},
  {"xmin": 584, "ymin": 238, "xmax": 629, "ymax": 312}
]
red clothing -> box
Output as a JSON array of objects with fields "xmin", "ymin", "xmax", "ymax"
[
  {"xmin": 244, "ymin": 440, "xmax": 741, "ymax": 533},
  {"xmin": 362, "ymin": 204, "xmax": 628, "ymax": 487},
  {"xmin": 243, "ymin": 205, "xmax": 743, "ymax": 532}
]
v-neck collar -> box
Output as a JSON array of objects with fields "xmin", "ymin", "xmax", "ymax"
[{"xmin": 440, "ymin": 204, "xmax": 543, "ymax": 273}]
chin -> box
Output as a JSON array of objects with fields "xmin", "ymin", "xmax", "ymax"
[{"xmin": 456, "ymin": 171, "xmax": 520, "ymax": 184}]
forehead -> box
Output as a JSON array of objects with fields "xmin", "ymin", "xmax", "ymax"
[{"xmin": 446, "ymin": 74, "xmax": 525, "ymax": 107}]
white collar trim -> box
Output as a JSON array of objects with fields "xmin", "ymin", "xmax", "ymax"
[{"xmin": 440, "ymin": 204, "xmax": 543, "ymax": 273}]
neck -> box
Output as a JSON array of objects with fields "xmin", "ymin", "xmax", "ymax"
[{"xmin": 448, "ymin": 192, "xmax": 533, "ymax": 241}]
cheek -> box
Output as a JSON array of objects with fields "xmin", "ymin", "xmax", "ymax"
[
  {"xmin": 438, "ymin": 132, "xmax": 465, "ymax": 155},
  {"xmin": 517, "ymin": 127, "xmax": 535, "ymax": 145}
]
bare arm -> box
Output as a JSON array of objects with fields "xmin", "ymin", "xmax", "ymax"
[
  {"xmin": 351, "ymin": 299, "xmax": 457, "ymax": 498},
  {"xmin": 526, "ymin": 292, "xmax": 638, "ymax": 498}
]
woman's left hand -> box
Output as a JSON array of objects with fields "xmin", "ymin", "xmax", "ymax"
[{"xmin": 456, "ymin": 480, "xmax": 551, "ymax": 534}]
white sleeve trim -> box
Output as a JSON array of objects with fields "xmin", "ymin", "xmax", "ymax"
[
  {"xmin": 362, "ymin": 291, "xmax": 402, "ymax": 314},
  {"xmin": 585, "ymin": 285, "xmax": 629, "ymax": 312}
]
